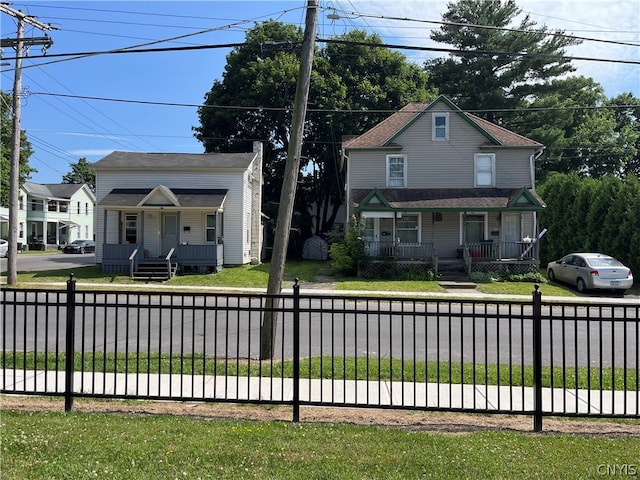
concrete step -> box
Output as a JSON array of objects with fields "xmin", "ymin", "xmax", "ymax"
[{"xmin": 439, "ymin": 280, "xmax": 477, "ymax": 289}]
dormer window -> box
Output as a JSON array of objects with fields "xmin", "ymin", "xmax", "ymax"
[
  {"xmin": 432, "ymin": 112, "xmax": 449, "ymax": 141},
  {"xmin": 386, "ymin": 154, "xmax": 407, "ymax": 188}
]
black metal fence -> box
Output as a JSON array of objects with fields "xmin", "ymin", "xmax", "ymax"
[{"xmin": 2, "ymin": 276, "xmax": 639, "ymax": 431}]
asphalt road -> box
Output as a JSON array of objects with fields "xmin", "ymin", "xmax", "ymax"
[{"xmin": 0, "ymin": 252, "xmax": 96, "ymax": 273}]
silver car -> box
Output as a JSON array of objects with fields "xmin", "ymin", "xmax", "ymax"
[
  {"xmin": 0, "ymin": 239, "xmax": 7, "ymax": 258},
  {"xmin": 547, "ymin": 253, "xmax": 634, "ymax": 293}
]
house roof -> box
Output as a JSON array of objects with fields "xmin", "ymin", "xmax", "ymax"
[
  {"xmin": 23, "ymin": 182, "xmax": 92, "ymax": 200},
  {"xmin": 342, "ymin": 95, "xmax": 543, "ymax": 150},
  {"xmin": 92, "ymin": 151, "xmax": 257, "ymax": 170},
  {"xmin": 98, "ymin": 187, "xmax": 228, "ymax": 209},
  {"xmin": 352, "ymin": 187, "xmax": 546, "ymax": 211}
]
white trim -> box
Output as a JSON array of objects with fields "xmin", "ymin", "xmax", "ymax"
[
  {"xmin": 474, "ymin": 153, "xmax": 496, "ymax": 187},
  {"xmin": 386, "ymin": 154, "xmax": 407, "ymax": 188},
  {"xmin": 361, "ymin": 211, "xmax": 394, "ymax": 218},
  {"xmin": 432, "ymin": 112, "xmax": 449, "ymax": 141}
]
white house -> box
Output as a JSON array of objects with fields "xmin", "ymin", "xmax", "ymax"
[
  {"xmin": 17, "ymin": 182, "xmax": 96, "ymax": 250},
  {"xmin": 92, "ymin": 143, "xmax": 263, "ymax": 277}
]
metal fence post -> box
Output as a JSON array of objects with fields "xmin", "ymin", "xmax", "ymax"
[
  {"xmin": 532, "ymin": 284, "xmax": 543, "ymax": 432},
  {"xmin": 292, "ymin": 278, "xmax": 300, "ymax": 423},
  {"xmin": 64, "ymin": 273, "xmax": 76, "ymax": 412}
]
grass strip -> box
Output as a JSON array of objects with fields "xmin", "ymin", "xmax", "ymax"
[{"xmin": 3, "ymin": 353, "xmax": 636, "ymax": 391}]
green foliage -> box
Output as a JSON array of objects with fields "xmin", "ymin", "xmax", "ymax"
[
  {"xmin": 539, "ymin": 173, "xmax": 640, "ymax": 280},
  {"xmin": 1, "ymin": 90, "xmax": 35, "ymax": 206},
  {"xmin": 328, "ymin": 226, "xmax": 363, "ymax": 276},
  {"xmin": 426, "ymin": 0, "xmax": 579, "ymax": 124},
  {"xmin": 195, "ymin": 22, "xmax": 434, "ymax": 235},
  {"xmin": 62, "ymin": 157, "xmax": 95, "ymax": 191},
  {"xmin": 470, "ymin": 271, "xmax": 547, "ymax": 284}
]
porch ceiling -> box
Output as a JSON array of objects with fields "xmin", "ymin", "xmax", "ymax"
[
  {"xmin": 99, "ymin": 187, "xmax": 228, "ymax": 208},
  {"xmin": 352, "ymin": 188, "xmax": 545, "ymax": 211}
]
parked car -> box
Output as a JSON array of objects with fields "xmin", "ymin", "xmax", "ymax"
[
  {"xmin": 62, "ymin": 239, "xmax": 95, "ymax": 254},
  {"xmin": 0, "ymin": 239, "xmax": 8, "ymax": 257},
  {"xmin": 547, "ymin": 253, "xmax": 633, "ymax": 293}
]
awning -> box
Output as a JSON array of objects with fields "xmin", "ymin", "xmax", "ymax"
[
  {"xmin": 99, "ymin": 186, "xmax": 228, "ymax": 209},
  {"xmin": 58, "ymin": 220, "xmax": 79, "ymax": 230}
]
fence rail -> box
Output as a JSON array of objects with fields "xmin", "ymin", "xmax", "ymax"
[{"xmin": 1, "ymin": 277, "xmax": 638, "ymax": 431}]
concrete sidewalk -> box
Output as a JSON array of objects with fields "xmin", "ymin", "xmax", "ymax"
[{"xmin": 3, "ymin": 369, "xmax": 638, "ymax": 417}]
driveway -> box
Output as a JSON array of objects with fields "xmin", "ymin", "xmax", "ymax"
[{"xmin": 0, "ymin": 252, "xmax": 96, "ymax": 273}]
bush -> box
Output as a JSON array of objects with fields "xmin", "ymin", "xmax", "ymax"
[
  {"xmin": 329, "ymin": 226, "xmax": 363, "ymax": 276},
  {"xmin": 470, "ymin": 271, "xmax": 499, "ymax": 283},
  {"xmin": 503, "ymin": 272, "xmax": 547, "ymax": 283}
]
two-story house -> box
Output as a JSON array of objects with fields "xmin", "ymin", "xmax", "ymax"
[
  {"xmin": 93, "ymin": 143, "xmax": 263, "ymax": 279},
  {"xmin": 19, "ymin": 182, "xmax": 96, "ymax": 250},
  {"xmin": 343, "ymin": 95, "xmax": 546, "ymax": 278}
]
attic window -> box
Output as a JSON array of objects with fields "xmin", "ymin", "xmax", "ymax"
[{"xmin": 432, "ymin": 112, "xmax": 449, "ymax": 141}]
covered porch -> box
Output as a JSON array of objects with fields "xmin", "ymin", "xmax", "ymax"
[
  {"xmin": 353, "ymin": 187, "xmax": 546, "ymax": 279},
  {"xmin": 98, "ymin": 186, "xmax": 227, "ymax": 277}
]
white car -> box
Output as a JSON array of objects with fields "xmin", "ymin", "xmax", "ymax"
[
  {"xmin": 547, "ymin": 253, "xmax": 634, "ymax": 294},
  {"xmin": 0, "ymin": 239, "xmax": 8, "ymax": 258}
]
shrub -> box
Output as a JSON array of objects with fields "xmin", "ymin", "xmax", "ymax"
[
  {"xmin": 504, "ymin": 272, "xmax": 548, "ymax": 283},
  {"xmin": 329, "ymin": 226, "xmax": 363, "ymax": 276}
]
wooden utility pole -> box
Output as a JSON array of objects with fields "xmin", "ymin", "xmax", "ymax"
[
  {"xmin": 261, "ymin": 0, "xmax": 318, "ymax": 359},
  {"xmin": 1, "ymin": 4, "xmax": 54, "ymax": 285}
]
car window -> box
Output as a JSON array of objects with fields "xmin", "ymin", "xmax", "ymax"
[
  {"xmin": 574, "ymin": 258, "xmax": 586, "ymax": 267},
  {"xmin": 588, "ymin": 257, "xmax": 623, "ymax": 267}
]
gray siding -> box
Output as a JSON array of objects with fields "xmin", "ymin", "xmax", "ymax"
[{"xmin": 348, "ymin": 105, "xmax": 535, "ymax": 192}]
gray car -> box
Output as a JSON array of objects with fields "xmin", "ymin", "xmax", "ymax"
[
  {"xmin": 547, "ymin": 253, "xmax": 634, "ymax": 293},
  {"xmin": 0, "ymin": 239, "xmax": 7, "ymax": 258}
]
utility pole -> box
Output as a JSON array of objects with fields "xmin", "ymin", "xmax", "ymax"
[
  {"xmin": 261, "ymin": 0, "xmax": 318, "ymax": 359},
  {"xmin": 0, "ymin": 4, "xmax": 54, "ymax": 285}
]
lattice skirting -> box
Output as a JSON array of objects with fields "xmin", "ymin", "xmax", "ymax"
[
  {"xmin": 470, "ymin": 261, "xmax": 539, "ymax": 276},
  {"xmin": 358, "ymin": 260, "xmax": 436, "ymax": 280}
]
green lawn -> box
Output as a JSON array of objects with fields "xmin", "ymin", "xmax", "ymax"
[
  {"xmin": 2, "ymin": 407, "xmax": 639, "ymax": 480},
  {"xmin": 9, "ymin": 259, "xmax": 638, "ymax": 297},
  {"xmin": 4, "ymin": 353, "xmax": 635, "ymax": 391}
]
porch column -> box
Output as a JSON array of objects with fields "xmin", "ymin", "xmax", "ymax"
[{"xmin": 176, "ymin": 211, "xmax": 181, "ymax": 244}]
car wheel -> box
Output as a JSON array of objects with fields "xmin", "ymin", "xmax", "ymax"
[
  {"xmin": 576, "ymin": 278, "xmax": 587, "ymax": 293},
  {"xmin": 80, "ymin": 247, "xmax": 85, "ymax": 254},
  {"xmin": 547, "ymin": 269, "xmax": 555, "ymax": 281}
]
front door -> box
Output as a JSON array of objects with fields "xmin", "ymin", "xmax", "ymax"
[
  {"xmin": 161, "ymin": 214, "xmax": 177, "ymax": 255},
  {"xmin": 503, "ymin": 213, "xmax": 522, "ymax": 258}
]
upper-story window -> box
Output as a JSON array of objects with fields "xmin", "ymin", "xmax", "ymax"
[
  {"xmin": 60, "ymin": 202, "xmax": 69, "ymax": 213},
  {"xmin": 474, "ymin": 153, "xmax": 496, "ymax": 187},
  {"xmin": 432, "ymin": 112, "xmax": 449, "ymax": 141},
  {"xmin": 85, "ymin": 202, "xmax": 89, "ymax": 215},
  {"xmin": 77, "ymin": 201, "xmax": 81, "ymax": 214},
  {"xmin": 19, "ymin": 195, "xmax": 24, "ymax": 210},
  {"xmin": 386, "ymin": 154, "xmax": 407, "ymax": 188},
  {"xmin": 48, "ymin": 200, "xmax": 57, "ymax": 212}
]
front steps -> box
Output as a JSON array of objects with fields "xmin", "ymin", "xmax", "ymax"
[
  {"xmin": 133, "ymin": 260, "xmax": 177, "ymax": 281},
  {"xmin": 437, "ymin": 258, "xmax": 467, "ymax": 281}
]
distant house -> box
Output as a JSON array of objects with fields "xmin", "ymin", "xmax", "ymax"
[
  {"xmin": 10, "ymin": 182, "xmax": 96, "ymax": 250},
  {"xmin": 342, "ymin": 95, "xmax": 546, "ymax": 278},
  {"xmin": 93, "ymin": 143, "xmax": 263, "ymax": 278}
]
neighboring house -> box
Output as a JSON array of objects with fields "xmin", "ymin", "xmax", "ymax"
[
  {"xmin": 93, "ymin": 143, "xmax": 263, "ymax": 278},
  {"xmin": 342, "ymin": 95, "xmax": 546, "ymax": 278},
  {"xmin": 17, "ymin": 182, "xmax": 96, "ymax": 250}
]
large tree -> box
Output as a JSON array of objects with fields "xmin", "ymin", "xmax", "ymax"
[
  {"xmin": 194, "ymin": 22, "xmax": 433, "ymax": 240},
  {"xmin": 1, "ymin": 90, "xmax": 35, "ymax": 206},
  {"xmin": 62, "ymin": 157, "xmax": 95, "ymax": 191},
  {"xmin": 425, "ymin": 0, "xmax": 579, "ymax": 123}
]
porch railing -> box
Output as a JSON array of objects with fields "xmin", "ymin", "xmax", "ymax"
[
  {"xmin": 466, "ymin": 241, "xmax": 538, "ymax": 260},
  {"xmin": 102, "ymin": 243, "xmax": 138, "ymax": 274},
  {"xmin": 363, "ymin": 241, "xmax": 435, "ymax": 260}
]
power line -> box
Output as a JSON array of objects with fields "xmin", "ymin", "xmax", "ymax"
[{"xmin": 26, "ymin": 90, "xmax": 640, "ymax": 114}]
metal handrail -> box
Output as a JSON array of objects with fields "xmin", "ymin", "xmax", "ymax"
[{"xmin": 165, "ymin": 247, "xmax": 175, "ymax": 278}]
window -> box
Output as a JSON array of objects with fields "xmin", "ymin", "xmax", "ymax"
[
  {"xmin": 85, "ymin": 203, "xmax": 89, "ymax": 215},
  {"xmin": 19, "ymin": 196, "xmax": 24, "ymax": 210},
  {"xmin": 205, "ymin": 214, "xmax": 216, "ymax": 242},
  {"xmin": 85, "ymin": 225, "xmax": 89, "ymax": 239},
  {"xmin": 31, "ymin": 199, "xmax": 43, "ymax": 211},
  {"xmin": 59, "ymin": 202, "xmax": 68, "ymax": 213},
  {"xmin": 474, "ymin": 153, "xmax": 495, "ymax": 187},
  {"xmin": 396, "ymin": 214, "xmax": 419, "ymax": 243},
  {"xmin": 77, "ymin": 202, "xmax": 81, "ymax": 214},
  {"xmin": 432, "ymin": 113, "xmax": 449, "ymax": 141},
  {"xmin": 125, "ymin": 214, "xmax": 138, "ymax": 244},
  {"xmin": 386, "ymin": 154, "xmax": 407, "ymax": 188},
  {"xmin": 48, "ymin": 200, "xmax": 57, "ymax": 212}
]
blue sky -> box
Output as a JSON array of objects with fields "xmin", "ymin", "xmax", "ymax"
[{"xmin": 2, "ymin": 0, "xmax": 639, "ymax": 185}]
